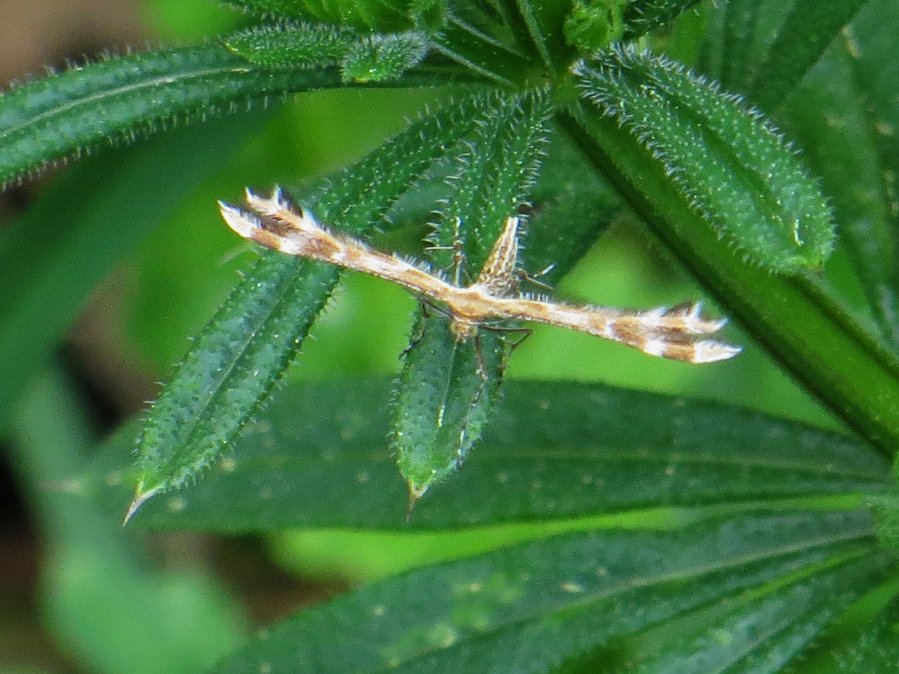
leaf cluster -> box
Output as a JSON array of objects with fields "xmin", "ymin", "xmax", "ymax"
[{"xmin": 2, "ymin": 0, "xmax": 899, "ymax": 672}]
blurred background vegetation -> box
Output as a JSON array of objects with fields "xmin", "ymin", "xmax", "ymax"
[{"xmin": 0, "ymin": 1, "xmax": 855, "ymax": 672}]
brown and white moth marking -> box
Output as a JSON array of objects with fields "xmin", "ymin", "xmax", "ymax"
[{"xmin": 218, "ymin": 187, "xmax": 741, "ymax": 364}]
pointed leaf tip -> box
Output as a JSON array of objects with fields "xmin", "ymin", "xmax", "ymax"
[{"xmin": 122, "ymin": 482, "xmax": 162, "ymax": 526}]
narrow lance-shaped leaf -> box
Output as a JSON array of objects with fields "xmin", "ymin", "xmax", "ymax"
[
  {"xmin": 223, "ymin": 22, "xmax": 430, "ymax": 83},
  {"xmin": 221, "ymin": 21, "xmax": 358, "ymax": 69},
  {"xmin": 840, "ymin": 0, "xmax": 899, "ymax": 348},
  {"xmin": 210, "ymin": 511, "xmax": 885, "ymax": 673},
  {"xmin": 392, "ymin": 315, "xmax": 506, "ymax": 506},
  {"xmin": 562, "ymin": 97, "xmax": 899, "ymax": 454},
  {"xmin": 514, "ymin": 0, "xmax": 574, "ymax": 75},
  {"xmin": 574, "ymin": 45, "xmax": 835, "ymax": 273},
  {"xmin": 128, "ymin": 94, "xmax": 491, "ymax": 519},
  {"xmin": 85, "ymin": 378, "xmax": 890, "ymax": 533},
  {"xmin": 829, "ymin": 592, "xmax": 899, "ymax": 671},
  {"xmin": 130, "ymin": 252, "xmax": 331, "ymax": 519},
  {"xmin": 340, "ymin": 31, "xmax": 429, "ymax": 83},
  {"xmin": 628, "ymin": 553, "xmax": 894, "ymax": 673},
  {"xmin": 218, "ymin": 0, "xmax": 412, "ymax": 31},
  {"xmin": 779, "ymin": 37, "xmax": 899, "ymax": 348},
  {"xmin": 0, "ymin": 44, "xmax": 344, "ymax": 187},
  {"xmin": 392, "ymin": 89, "xmax": 551, "ymax": 503},
  {"xmin": 429, "ymin": 16, "xmax": 534, "ymax": 85},
  {"xmin": 563, "ymin": 0, "xmax": 628, "ymax": 51},
  {"xmin": 622, "ymin": 0, "xmax": 706, "ymax": 39},
  {"xmin": 748, "ymin": 0, "xmax": 870, "ymax": 112},
  {"xmin": 516, "ymin": 133, "xmax": 621, "ymax": 285}
]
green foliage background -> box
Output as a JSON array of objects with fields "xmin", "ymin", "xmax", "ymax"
[{"xmin": 1, "ymin": 0, "xmax": 898, "ymax": 672}]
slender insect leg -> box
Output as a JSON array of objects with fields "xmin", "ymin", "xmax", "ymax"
[
  {"xmin": 488, "ymin": 324, "xmax": 533, "ymax": 349},
  {"xmin": 473, "ymin": 331, "xmax": 489, "ymax": 380},
  {"xmin": 399, "ymin": 297, "xmax": 456, "ymax": 359},
  {"xmin": 469, "ymin": 327, "xmax": 525, "ymax": 380},
  {"xmin": 516, "ymin": 264, "xmax": 556, "ymax": 292}
]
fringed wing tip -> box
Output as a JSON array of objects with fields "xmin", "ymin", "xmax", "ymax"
[
  {"xmin": 218, "ymin": 200, "xmax": 259, "ymax": 240},
  {"xmin": 693, "ymin": 340, "xmax": 742, "ymax": 364}
]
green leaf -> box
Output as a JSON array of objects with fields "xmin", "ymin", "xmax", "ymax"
[
  {"xmin": 560, "ymin": 90, "xmax": 899, "ymax": 456},
  {"xmin": 392, "ymin": 89, "xmax": 551, "ymax": 500},
  {"xmin": 517, "ymin": 132, "xmax": 621, "ymax": 284},
  {"xmin": 622, "ymin": 0, "xmax": 706, "ymax": 39},
  {"xmin": 514, "ymin": 0, "xmax": 575, "ymax": 75},
  {"xmin": 222, "ymin": 21, "xmax": 357, "ymax": 68},
  {"xmin": 701, "ymin": 0, "xmax": 793, "ymax": 94},
  {"xmin": 0, "ymin": 112, "xmax": 266, "ymax": 432},
  {"xmin": 574, "ymin": 46, "xmax": 835, "ymax": 273},
  {"xmin": 829, "ymin": 594, "xmax": 899, "ymax": 671},
  {"xmin": 826, "ymin": 0, "xmax": 899, "ymax": 348},
  {"xmin": 703, "ymin": 0, "xmax": 869, "ymax": 113},
  {"xmin": 224, "ymin": 22, "xmax": 429, "ymax": 83},
  {"xmin": 429, "ymin": 15, "xmax": 533, "ymax": 85},
  {"xmin": 425, "ymin": 90, "xmax": 551, "ymax": 275},
  {"xmin": 219, "ymin": 0, "xmax": 412, "ymax": 31},
  {"xmin": 129, "ymin": 93, "xmax": 492, "ymax": 514},
  {"xmin": 131, "ymin": 251, "xmax": 335, "ymax": 513},
  {"xmin": 778, "ymin": 35, "xmax": 899, "ymax": 348},
  {"xmin": 866, "ymin": 492, "xmax": 899, "ymax": 556},
  {"xmin": 93, "ymin": 379, "xmax": 890, "ymax": 531},
  {"xmin": 630, "ymin": 556, "xmax": 891, "ymax": 673},
  {"xmin": 393, "ymin": 316, "xmax": 506, "ymax": 502},
  {"xmin": 748, "ymin": 0, "xmax": 870, "ymax": 111},
  {"xmin": 564, "ymin": 0, "xmax": 628, "ymax": 51},
  {"xmin": 209, "ymin": 512, "xmax": 886, "ymax": 673},
  {"xmin": 341, "ymin": 31, "xmax": 429, "ymax": 82},
  {"xmin": 409, "ymin": 0, "xmax": 448, "ymax": 31},
  {"xmin": 0, "ymin": 44, "xmax": 345, "ymax": 187}
]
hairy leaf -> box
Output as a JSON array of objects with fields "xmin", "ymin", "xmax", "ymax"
[
  {"xmin": 90, "ymin": 379, "xmax": 892, "ymax": 531},
  {"xmin": 517, "ymin": 132, "xmax": 621, "ymax": 284},
  {"xmin": 224, "ymin": 22, "xmax": 429, "ymax": 83},
  {"xmin": 829, "ymin": 593, "xmax": 899, "ymax": 671},
  {"xmin": 222, "ymin": 21, "xmax": 356, "ymax": 68},
  {"xmin": 393, "ymin": 317, "xmax": 506, "ymax": 502},
  {"xmin": 623, "ymin": 0, "xmax": 706, "ymax": 39},
  {"xmin": 340, "ymin": 31, "xmax": 429, "ymax": 82},
  {"xmin": 574, "ymin": 46, "xmax": 835, "ymax": 273},
  {"xmin": 629, "ymin": 555, "xmax": 891, "ymax": 673},
  {"xmin": 210, "ymin": 512, "xmax": 883, "ymax": 673},
  {"xmin": 130, "ymin": 94, "xmax": 491, "ymax": 514},
  {"xmin": 392, "ymin": 89, "xmax": 551, "ymax": 500},
  {"xmin": 0, "ymin": 44, "xmax": 343, "ymax": 187},
  {"xmin": 562, "ymin": 90, "xmax": 899, "ymax": 455}
]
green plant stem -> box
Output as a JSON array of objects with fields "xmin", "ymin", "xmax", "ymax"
[{"xmin": 559, "ymin": 104, "xmax": 899, "ymax": 458}]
